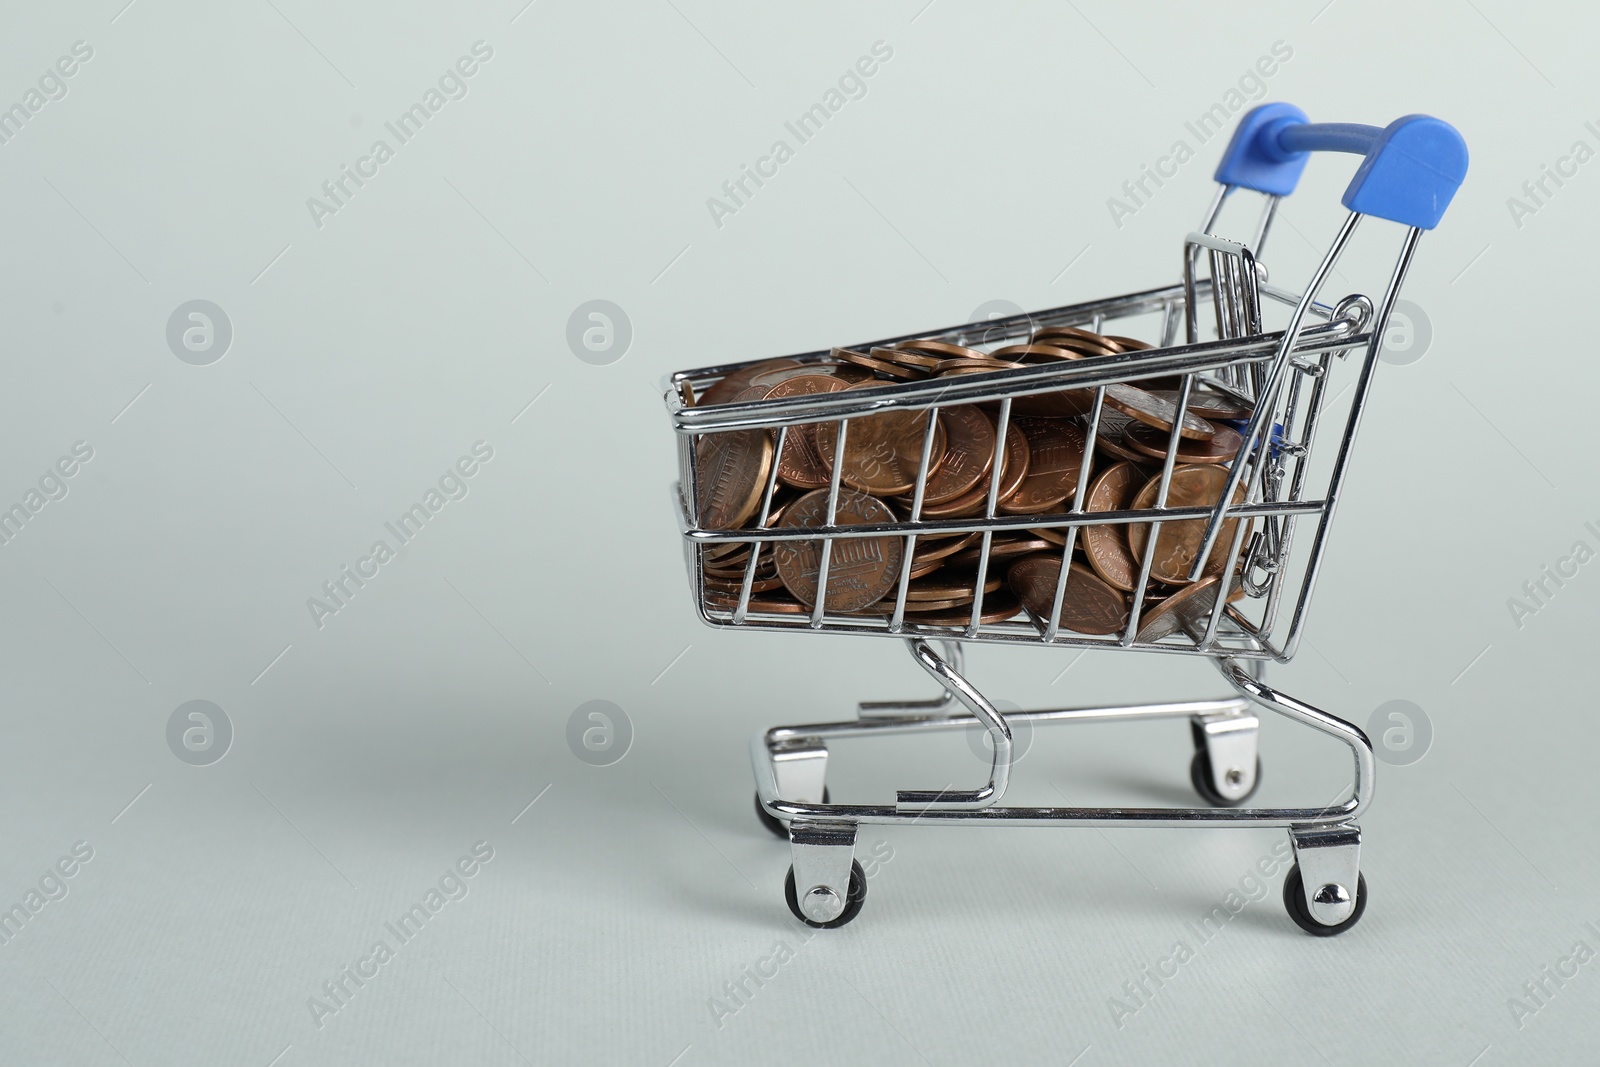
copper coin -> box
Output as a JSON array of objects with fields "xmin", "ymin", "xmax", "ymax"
[
  {"xmin": 705, "ymin": 572, "xmax": 786, "ymax": 594},
  {"xmin": 913, "ymin": 420, "xmax": 1030, "ymax": 518},
  {"xmin": 1009, "ymin": 556, "xmax": 1128, "ymax": 636},
  {"xmin": 934, "ymin": 358, "xmax": 1012, "ymax": 375},
  {"xmin": 1147, "ymin": 386, "xmax": 1254, "ymax": 422},
  {"xmin": 1104, "ymin": 383, "xmax": 1216, "ymax": 440},
  {"xmin": 1101, "ymin": 334, "xmax": 1153, "ymax": 352},
  {"xmin": 1126, "ymin": 465, "xmax": 1245, "ymax": 584},
  {"xmin": 1091, "ymin": 410, "xmax": 1157, "ymax": 465},
  {"xmin": 705, "ymin": 591, "xmax": 809, "ymax": 615},
  {"xmin": 699, "ymin": 359, "xmax": 802, "ymax": 406},
  {"xmin": 1032, "ymin": 325, "xmax": 1112, "ymax": 349},
  {"xmin": 877, "ymin": 345, "xmax": 948, "ymax": 372},
  {"xmin": 760, "ymin": 374, "xmax": 850, "ymax": 489},
  {"xmin": 919, "ymin": 405, "xmax": 996, "ymax": 505},
  {"xmin": 1082, "ymin": 462, "xmax": 1143, "ymax": 592},
  {"xmin": 992, "ymin": 347, "xmax": 1098, "ymax": 417},
  {"xmin": 814, "ymin": 385, "xmax": 946, "ymax": 496},
  {"xmin": 998, "ymin": 418, "xmax": 1086, "ymax": 514},
  {"xmin": 773, "ymin": 489, "xmax": 903, "ymax": 612},
  {"xmin": 946, "ymin": 535, "xmax": 1057, "ymax": 568},
  {"xmin": 894, "ymin": 339, "xmax": 988, "ymax": 361},
  {"xmin": 991, "ymin": 343, "xmax": 1081, "ymax": 364},
  {"xmin": 831, "ymin": 347, "xmax": 923, "ymax": 381},
  {"xmin": 912, "ymin": 530, "xmax": 982, "ymax": 564},
  {"xmin": 1124, "ymin": 420, "xmax": 1244, "ymax": 466},
  {"xmin": 902, "ymin": 592, "xmax": 1023, "ymax": 626},
  {"xmin": 694, "ymin": 426, "xmax": 773, "ymax": 530},
  {"xmin": 1028, "ymin": 526, "xmax": 1067, "ymax": 546},
  {"xmin": 1135, "ymin": 574, "xmax": 1225, "ymax": 643},
  {"xmin": 903, "ymin": 573, "xmax": 1002, "ymax": 603}
]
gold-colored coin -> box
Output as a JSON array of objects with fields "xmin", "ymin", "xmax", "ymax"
[
  {"xmin": 1126, "ymin": 465, "xmax": 1245, "ymax": 585},
  {"xmin": 813, "ymin": 383, "xmax": 946, "ymax": 496},
  {"xmin": 1082, "ymin": 461, "xmax": 1143, "ymax": 592},
  {"xmin": 1008, "ymin": 555, "xmax": 1128, "ymax": 636},
  {"xmin": 772, "ymin": 489, "xmax": 904, "ymax": 612}
]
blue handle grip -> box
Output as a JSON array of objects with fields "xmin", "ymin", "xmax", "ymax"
[{"xmin": 1213, "ymin": 103, "xmax": 1468, "ymax": 230}]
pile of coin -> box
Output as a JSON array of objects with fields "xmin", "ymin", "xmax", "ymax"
[{"xmin": 689, "ymin": 326, "xmax": 1256, "ymax": 642}]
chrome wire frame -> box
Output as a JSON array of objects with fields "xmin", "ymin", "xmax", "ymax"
[
  {"xmin": 665, "ymin": 217, "xmax": 1401, "ymax": 662},
  {"xmin": 664, "ymin": 184, "xmax": 1423, "ymax": 901}
]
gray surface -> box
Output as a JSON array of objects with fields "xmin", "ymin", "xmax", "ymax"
[{"xmin": 1, "ymin": 1, "xmax": 1597, "ymax": 1064}]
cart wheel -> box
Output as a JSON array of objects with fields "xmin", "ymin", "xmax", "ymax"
[
  {"xmin": 785, "ymin": 859, "xmax": 867, "ymax": 929},
  {"xmin": 755, "ymin": 788, "xmax": 830, "ymax": 838},
  {"xmin": 1189, "ymin": 750, "xmax": 1261, "ymax": 807},
  {"xmin": 1282, "ymin": 863, "xmax": 1367, "ymax": 936}
]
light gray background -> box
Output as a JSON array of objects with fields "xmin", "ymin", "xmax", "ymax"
[{"xmin": 1, "ymin": 1, "xmax": 1596, "ymax": 1064}]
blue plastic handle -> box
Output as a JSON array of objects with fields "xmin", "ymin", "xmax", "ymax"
[{"xmin": 1213, "ymin": 103, "xmax": 1468, "ymax": 230}]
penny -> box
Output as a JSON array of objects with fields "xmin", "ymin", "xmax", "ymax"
[
  {"xmin": 1124, "ymin": 420, "xmax": 1244, "ymax": 465},
  {"xmin": 1134, "ymin": 574, "xmax": 1225, "ymax": 643},
  {"xmin": 705, "ymin": 572, "xmax": 786, "ymax": 594},
  {"xmin": 991, "ymin": 343, "xmax": 1081, "ymax": 364},
  {"xmin": 893, "ymin": 339, "xmax": 988, "ymax": 361},
  {"xmin": 946, "ymin": 535, "xmax": 1058, "ymax": 568},
  {"xmin": 901, "ymin": 592, "xmax": 1023, "ymax": 626},
  {"xmin": 934, "ymin": 358, "xmax": 1012, "ymax": 375},
  {"xmin": 919, "ymin": 405, "xmax": 996, "ymax": 505},
  {"xmin": 1032, "ymin": 325, "xmax": 1115, "ymax": 352},
  {"xmin": 1147, "ymin": 386, "xmax": 1254, "ymax": 422},
  {"xmin": 1091, "ymin": 410, "xmax": 1158, "ymax": 465},
  {"xmin": 1104, "ymin": 383, "xmax": 1216, "ymax": 440},
  {"xmin": 998, "ymin": 418, "xmax": 1086, "ymax": 514},
  {"xmin": 773, "ymin": 489, "xmax": 904, "ymax": 612},
  {"xmin": 813, "ymin": 384, "xmax": 946, "ymax": 496},
  {"xmin": 1008, "ymin": 556, "xmax": 1129, "ymax": 636},
  {"xmin": 1126, "ymin": 464, "xmax": 1246, "ymax": 585},
  {"xmin": 705, "ymin": 592, "xmax": 809, "ymax": 615},
  {"xmin": 877, "ymin": 345, "xmax": 948, "ymax": 372},
  {"xmin": 831, "ymin": 347, "xmax": 923, "ymax": 381},
  {"xmin": 914, "ymin": 420, "xmax": 1030, "ymax": 517},
  {"xmin": 903, "ymin": 573, "xmax": 1002, "ymax": 603},
  {"xmin": 911, "ymin": 530, "xmax": 982, "ymax": 564},
  {"xmin": 699, "ymin": 359, "xmax": 802, "ymax": 406},
  {"xmin": 694, "ymin": 425, "xmax": 773, "ymax": 530},
  {"xmin": 761, "ymin": 374, "xmax": 849, "ymax": 489},
  {"xmin": 1082, "ymin": 461, "xmax": 1144, "ymax": 592},
  {"xmin": 1101, "ymin": 335, "xmax": 1153, "ymax": 352},
  {"xmin": 992, "ymin": 347, "xmax": 1098, "ymax": 417}
]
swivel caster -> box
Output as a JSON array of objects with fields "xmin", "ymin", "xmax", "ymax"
[
  {"xmin": 785, "ymin": 859, "xmax": 867, "ymax": 928},
  {"xmin": 1283, "ymin": 863, "xmax": 1367, "ymax": 936},
  {"xmin": 1189, "ymin": 711, "xmax": 1260, "ymax": 806},
  {"xmin": 755, "ymin": 788, "xmax": 830, "ymax": 838},
  {"xmin": 1190, "ymin": 750, "xmax": 1261, "ymax": 807}
]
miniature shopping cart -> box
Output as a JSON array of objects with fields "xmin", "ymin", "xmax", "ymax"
[{"xmin": 662, "ymin": 104, "xmax": 1466, "ymax": 934}]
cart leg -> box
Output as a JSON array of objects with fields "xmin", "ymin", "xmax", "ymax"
[
  {"xmin": 755, "ymin": 739, "xmax": 829, "ymax": 838},
  {"xmin": 1283, "ymin": 824, "xmax": 1366, "ymax": 935},
  {"xmin": 1189, "ymin": 710, "xmax": 1260, "ymax": 806},
  {"xmin": 857, "ymin": 638, "xmax": 964, "ymax": 718},
  {"xmin": 786, "ymin": 821, "xmax": 866, "ymax": 928}
]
